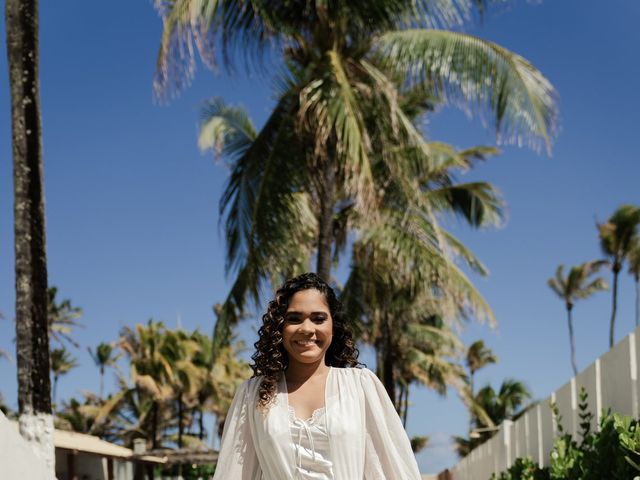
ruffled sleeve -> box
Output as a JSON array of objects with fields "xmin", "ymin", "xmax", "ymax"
[
  {"xmin": 360, "ymin": 368, "xmax": 422, "ymax": 480},
  {"xmin": 213, "ymin": 379, "xmax": 262, "ymax": 480}
]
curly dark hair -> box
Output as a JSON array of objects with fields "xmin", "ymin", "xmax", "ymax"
[{"xmin": 251, "ymin": 272, "xmax": 361, "ymax": 411}]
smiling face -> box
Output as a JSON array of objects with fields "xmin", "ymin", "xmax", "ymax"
[{"xmin": 282, "ymin": 289, "xmax": 334, "ymax": 368}]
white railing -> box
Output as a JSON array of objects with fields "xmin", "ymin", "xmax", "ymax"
[{"xmin": 450, "ymin": 325, "xmax": 640, "ymax": 480}]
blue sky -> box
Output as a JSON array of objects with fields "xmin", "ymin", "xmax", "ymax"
[{"xmin": 1, "ymin": 0, "xmax": 639, "ymax": 474}]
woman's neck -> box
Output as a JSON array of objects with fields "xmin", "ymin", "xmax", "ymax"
[{"xmin": 285, "ymin": 359, "xmax": 330, "ymax": 383}]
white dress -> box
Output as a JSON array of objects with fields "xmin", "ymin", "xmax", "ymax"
[{"xmin": 213, "ymin": 367, "xmax": 422, "ymax": 480}]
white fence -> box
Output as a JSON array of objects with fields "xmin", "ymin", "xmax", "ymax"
[{"xmin": 450, "ymin": 325, "xmax": 640, "ymax": 480}]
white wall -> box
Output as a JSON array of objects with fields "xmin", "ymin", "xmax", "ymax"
[
  {"xmin": 0, "ymin": 411, "xmax": 51, "ymax": 479},
  {"xmin": 450, "ymin": 325, "xmax": 640, "ymax": 480}
]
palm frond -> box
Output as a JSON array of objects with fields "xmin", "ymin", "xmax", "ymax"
[
  {"xmin": 374, "ymin": 29, "xmax": 558, "ymax": 153},
  {"xmin": 198, "ymin": 96, "xmax": 257, "ymax": 160}
]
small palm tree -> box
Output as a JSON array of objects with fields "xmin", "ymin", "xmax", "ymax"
[
  {"xmin": 48, "ymin": 287, "xmax": 83, "ymax": 348},
  {"xmin": 454, "ymin": 378, "xmax": 531, "ymax": 456},
  {"xmin": 548, "ymin": 261, "xmax": 608, "ymax": 375},
  {"xmin": 597, "ymin": 205, "xmax": 640, "ymax": 347},
  {"xmin": 88, "ymin": 342, "xmax": 119, "ymax": 399},
  {"xmin": 466, "ymin": 340, "xmax": 497, "ymax": 398},
  {"xmin": 465, "ymin": 340, "xmax": 497, "ymax": 435},
  {"xmin": 628, "ymin": 238, "xmax": 640, "ymax": 327},
  {"xmin": 50, "ymin": 348, "xmax": 78, "ymax": 404}
]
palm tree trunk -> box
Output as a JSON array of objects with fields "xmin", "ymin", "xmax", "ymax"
[
  {"xmin": 6, "ymin": 0, "xmax": 54, "ymax": 474},
  {"xmin": 151, "ymin": 401, "xmax": 158, "ymax": 449},
  {"xmin": 635, "ymin": 276, "xmax": 639, "ymax": 328},
  {"xmin": 198, "ymin": 407, "xmax": 204, "ymax": 441},
  {"xmin": 316, "ymin": 159, "xmax": 336, "ymax": 281},
  {"xmin": 53, "ymin": 375, "xmax": 58, "ymax": 405},
  {"xmin": 469, "ymin": 373, "xmax": 475, "ymax": 435},
  {"xmin": 402, "ymin": 385, "xmax": 410, "ymax": 427},
  {"xmin": 177, "ymin": 395, "xmax": 184, "ymax": 448},
  {"xmin": 567, "ymin": 305, "xmax": 578, "ymax": 376},
  {"xmin": 610, "ymin": 268, "xmax": 620, "ymax": 348},
  {"xmin": 100, "ymin": 365, "xmax": 104, "ymax": 399}
]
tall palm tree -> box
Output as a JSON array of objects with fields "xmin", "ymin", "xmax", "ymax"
[
  {"xmin": 548, "ymin": 261, "xmax": 608, "ymax": 375},
  {"xmin": 47, "ymin": 286, "xmax": 83, "ymax": 348},
  {"xmin": 50, "ymin": 348, "xmax": 78, "ymax": 404},
  {"xmin": 159, "ymin": 0, "xmax": 558, "ymax": 356},
  {"xmin": 628, "ymin": 238, "xmax": 640, "ymax": 328},
  {"xmin": 6, "ymin": 0, "xmax": 53, "ymax": 471},
  {"xmin": 597, "ymin": 205, "xmax": 640, "ymax": 347},
  {"xmin": 200, "ymin": 96, "xmax": 503, "ymax": 356},
  {"xmin": 88, "ymin": 342, "xmax": 119, "ymax": 399},
  {"xmin": 465, "ymin": 340, "xmax": 497, "ymax": 434}
]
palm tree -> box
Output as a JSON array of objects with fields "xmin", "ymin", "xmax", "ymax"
[
  {"xmin": 158, "ymin": 0, "xmax": 558, "ymax": 355},
  {"xmin": 117, "ymin": 320, "xmax": 177, "ymax": 449},
  {"xmin": 628, "ymin": 238, "xmax": 640, "ymax": 327},
  {"xmin": 453, "ymin": 378, "xmax": 530, "ymax": 456},
  {"xmin": 6, "ymin": 0, "xmax": 53, "ymax": 471},
  {"xmin": 464, "ymin": 340, "xmax": 497, "ymax": 434},
  {"xmin": 597, "ymin": 205, "xmax": 640, "ymax": 347},
  {"xmin": 48, "ymin": 286, "xmax": 83, "ymax": 348},
  {"xmin": 88, "ymin": 342, "xmax": 119, "ymax": 399},
  {"xmin": 548, "ymin": 261, "xmax": 608, "ymax": 375},
  {"xmin": 50, "ymin": 348, "xmax": 78, "ymax": 404},
  {"xmin": 465, "ymin": 340, "xmax": 497, "ymax": 398}
]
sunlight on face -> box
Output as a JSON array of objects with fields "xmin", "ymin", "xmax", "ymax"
[{"xmin": 282, "ymin": 289, "xmax": 334, "ymax": 367}]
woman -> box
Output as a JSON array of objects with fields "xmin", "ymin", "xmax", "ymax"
[{"xmin": 213, "ymin": 272, "xmax": 422, "ymax": 479}]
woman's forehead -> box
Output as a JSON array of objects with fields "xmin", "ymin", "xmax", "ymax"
[{"xmin": 286, "ymin": 289, "xmax": 330, "ymax": 311}]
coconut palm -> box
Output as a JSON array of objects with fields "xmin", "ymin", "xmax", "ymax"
[
  {"xmin": 6, "ymin": 0, "xmax": 53, "ymax": 469},
  {"xmin": 200, "ymin": 95, "xmax": 504, "ymax": 365},
  {"xmin": 160, "ymin": 0, "xmax": 557, "ymax": 356},
  {"xmin": 50, "ymin": 348, "xmax": 78, "ymax": 404},
  {"xmin": 464, "ymin": 340, "xmax": 497, "ymax": 435},
  {"xmin": 597, "ymin": 205, "xmax": 640, "ymax": 347},
  {"xmin": 88, "ymin": 342, "xmax": 119, "ymax": 399},
  {"xmin": 189, "ymin": 328, "xmax": 250, "ymax": 441},
  {"xmin": 548, "ymin": 261, "xmax": 608, "ymax": 375},
  {"xmin": 117, "ymin": 320, "xmax": 177, "ymax": 448},
  {"xmin": 453, "ymin": 378, "xmax": 530, "ymax": 456},
  {"xmin": 48, "ymin": 287, "xmax": 83, "ymax": 348},
  {"xmin": 465, "ymin": 340, "xmax": 497, "ymax": 398},
  {"xmin": 628, "ymin": 238, "xmax": 640, "ymax": 327}
]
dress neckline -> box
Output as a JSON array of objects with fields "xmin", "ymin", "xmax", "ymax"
[
  {"xmin": 281, "ymin": 366, "xmax": 332, "ymax": 425},
  {"xmin": 287, "ymin": 404, "xmax": 326, "ymax": 424}
]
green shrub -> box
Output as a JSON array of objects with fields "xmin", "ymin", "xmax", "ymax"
[{"xmin": 490, "ymin": 457, "xmax": 550, "ymax": 480}]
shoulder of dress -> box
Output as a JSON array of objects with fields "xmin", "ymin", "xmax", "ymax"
[{"xmin": 331, "ymin": 366, "xmax": 371, "ymax": 379}]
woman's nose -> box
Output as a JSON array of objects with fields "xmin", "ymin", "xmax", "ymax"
[{"xmin": 298, "ymin": 318, "xmax": 314, "ymax": 332}]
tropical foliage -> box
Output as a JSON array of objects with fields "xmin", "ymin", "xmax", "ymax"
[
  {"xmin": 48, "ymin": 286, "xmax": 83, "ymax": 349},
  {"xmin": 88, "ymin": 342, "xmax": 119, "ymax": 399},
  {"xmin": 50, "ymin": 347, "xmax": 78, "ymax": 404},
  {"xmin": 597, "ymin": 204, "xmax": 640, "ymax": 347},
  {"xmin": 74, "ymin": 320, "xmax": 251, "ymax": 450},
  {"xmin": 158, "ymin": 0, "xmax": 558, "ymax": 365},
  {"xmin": 548, "ymin": 261, "xmax": 608, "ymax": 375},
  {"xmin": 454, "ymin": 378, "xmax": 531, "ymax": 457}
]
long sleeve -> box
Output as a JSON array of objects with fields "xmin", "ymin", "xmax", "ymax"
[
  {"xmin": 213, "ymin": 380, "xmax": 262, "ymax": 480},
  {"xmin": 360, "ymin": 369, "xmax": 422, "ymax": 480}
]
